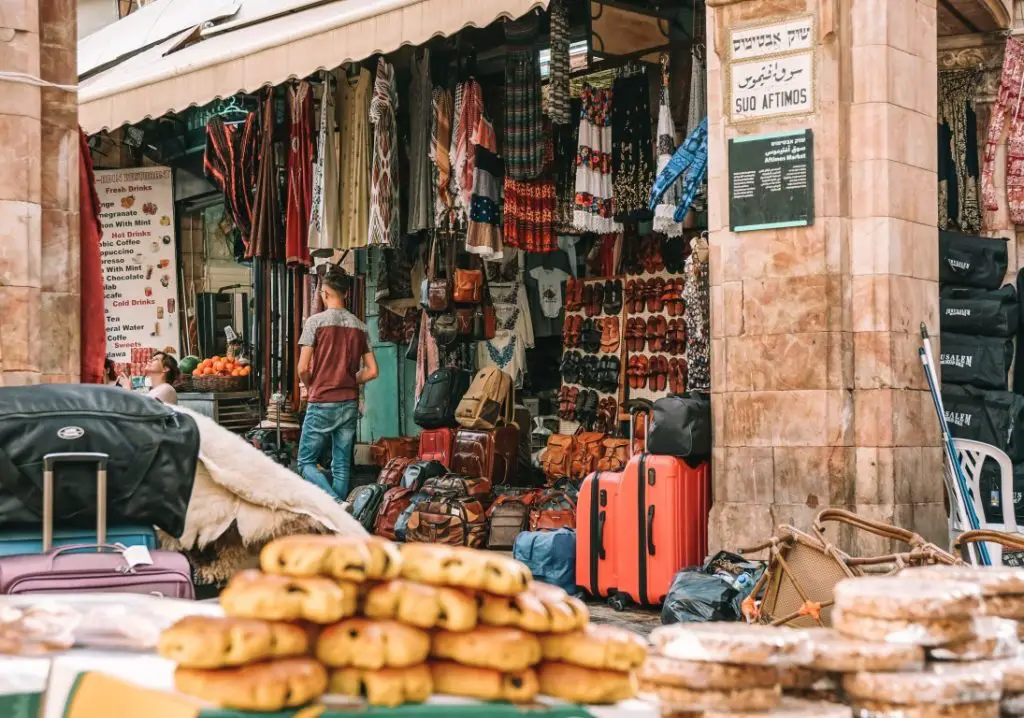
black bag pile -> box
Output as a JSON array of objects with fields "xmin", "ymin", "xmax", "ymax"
[{"xmin": 939, "ymin": 230, "xmax": 1024, "ymax": 522}]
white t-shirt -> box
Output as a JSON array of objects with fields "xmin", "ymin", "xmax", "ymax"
[
  {"xmin": 529, "ymin": 267, "xmax": 569, "ymax": 319},
  {"xmin": 147, "ymin": 383, "xmax": 178, "ymax": 405}
]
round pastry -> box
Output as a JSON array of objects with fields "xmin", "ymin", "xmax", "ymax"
[
  {"xmin": 704, "ymin": 697, "xmax": 852, "ymax": 718},
  {"xmin": 649, "ymin": 622, "xmax": 812, "ymax": 666},
  {"xmin": 777, "ymin": 665, "xmax": 831, "ymax": 691},
  {"xmin": 849, "ymin": 700, "xmax": 1000, "ymax": 717},
  {"xmin": 159, "ymin": 616, "xmax": 311, "ymax": 669},
  {"xmin": 174, "ymin": 658, "xmax": 328, "ymax": 711},
  {"xmin": 639, "ymin": 680, "xmax": 782, "ymax": 712},
  {"xmin": 431, "ymin": 626, "xmax": 541, "ymax": 671},
  {"xmin": 362, "ymin": 579, "xmax": 477, "ymax": 632},
  {"xmin": 638, "ymin": 654, "xmax": 779, "ymax": 690},
  {"xmin": 479, "ymin": 583, "xmax": 588, "ymax": 633},
  {"xmin": 937, "ymin": 657, "xmax": 1024, "ymax": 693},
  {"xmin": 833, "ymin": 609, "xmax": 976, "ymax": 647},
  {"xmin": 832, "ymin": 577, "xmax": 982, "ymax": 621},
  {"xmin": 803, "ymin": 627, "xmax": 926, "ymax": 673},
  {"xmin": 429, "ymin": 660, "xmax": 538, "ymax": 703},
  {"xmin": 260, "ymin": 535, "xmax": 401, "ymax": 583},
  {"xmin": 539, "ymin": 624, "xmax": 648, "ymax": 672},
  {"xmin": 981, "ymin": 594, "xmax": 1024, "ymax": 620},
  {"xmin": 900, "ymin": 565, "xmax": 1024, "ymax": 597},
  {"xmin": 220, "ymin": 570, "xmax": 358, "ymax": 624},
  {"xmin": 929, "ymin": 618, "xmax": 1019, "ymax": 662},
  {"xmin": 316, "ymin": 618, "xmax": 429, "ymax": 669},
  {"xmin": 399, "ymin": 544, "xmax": 531, "ymax": 596},
  {"xmin": 842, "ymin": 665, "xmax": 1004, "ymax": 706},
  {"xmin": 329, "ymin": 665, "xmax": 432, "ymax": 707},
  {"xmin": 537, "ymin": 662, "xmax": 636, "ymax": 704}
]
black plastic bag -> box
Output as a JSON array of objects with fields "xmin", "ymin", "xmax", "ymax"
[{"xmin": 661, "ymin": 551, "xmax": 764, "ymax": 625}]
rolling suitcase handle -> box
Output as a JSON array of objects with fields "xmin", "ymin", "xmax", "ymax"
[
  {"xmin": 42, "ymin": 452, "xmax": 109, "ymax": 551},
  {"xmin": 624, "ymin": 399, "xmax": 652, "ymax": 455}
]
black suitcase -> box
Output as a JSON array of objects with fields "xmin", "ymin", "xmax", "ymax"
[
  {"xmin": 939, "ymin": 230, "xmax": 1009, "ymax": 290},
  {"xmin": 940, "ymin": 333, "xmax": 1014, "ymax": 390},
  {"xmin": 0, "ymin": 385, "xmax": 198, "ymax": 537},
  {"xmin": 942, "ymin": 383, "xmax": 1024, "ymax": 462},
  {"xmin": 940, "ymin": 285, "xmax": 1019, "ymax": 338}
]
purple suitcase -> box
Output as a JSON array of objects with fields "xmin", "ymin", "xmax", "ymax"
[{"xmin": 0, "ymin": 452, "xmax": 194, "ymax": 599}]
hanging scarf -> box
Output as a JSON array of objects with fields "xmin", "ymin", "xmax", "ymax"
[
  {"xmin": 431, "ymin": 87, "xmax": 455, "ymax": 230},
  {"xmin": 407, "ymin": 48, "xmax": 434, "ymax": 233},
  {"xmin": 982, "ymin": 37, "xmax": 1024, "ymax": 224},
  {"xmin": 309, "ymin": 74, "xmax": 342, "ymax": 254},
  {"xmin": 369, "ymin": 57, "xmax": 400, "ymax": 246},
  {"xmin": 204, "ymin": 111, "xmax": 258, "ymax": 247},
  {"xmin": 249, "ymin": 89, "xmax": 282, "ymax": 260},
  {"xmin": 467, "ymin": 117, "xmax": 504, "ymax": 260},
  {"xmin": 285, "ymin": 82, "xmax": 314, "ymax": 265},
  {"xmin": 653, "ymin": 56, "xmax": 686, "ymax": 236},
  {"xmin": 546, "ymin": 0, "xmax": 571, "ymax": 125},
  {"xmin": 650, "ymin": 118, "xmax": 708, "ymax": 222},
  {"xmin": 453, "ymin": 80, "xmax": 484, "ymax": 217},
  {"xmin": 504, "ymin": 43, "xmax": 545, "ymax": 181}
]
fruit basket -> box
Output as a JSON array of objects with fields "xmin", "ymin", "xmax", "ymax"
[{"xmin": 191, "ymin": 374, "xmax": 249, "ymax": 392}]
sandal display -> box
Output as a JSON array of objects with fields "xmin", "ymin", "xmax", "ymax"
[{"xmin": 603, "ymin": 278, "xmax": 623, "ymax": 315}]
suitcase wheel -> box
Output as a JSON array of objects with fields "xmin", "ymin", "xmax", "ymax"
[{"xmin": 608, "ymin": 593, "xmax": 629, "ymax": 612}]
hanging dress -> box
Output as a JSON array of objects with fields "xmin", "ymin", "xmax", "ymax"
[
  {"xmin": 504, "ymin": 42, "xmax": 545, "ymax": 181},
  {"xmin": 204, "ymin": 112, "xmax": 258, "ymax": 248},
  {"xmin": 683, "ymin": 250, "xmax": 710, "ymax": 392},
  {"xmin": 337, "ymin": 67, "xmax": 372, "ymax": 249},
  {"xmin": 285, "ymin": 82, "xmax": 314, "ymax": 265},
  {"xmin": 611, "ymin": 70, "xmax": 655, "ymax": 222},
  {"xmin": 249, "ymin": 89, "xmax": 282, "ymax": 261},
  {"xmin": 407, "ymin": 48, "xmax": 435, "ymax": 233},
  {"xmin": 368, "ymin": 57, "xmax": 400, "ymax": 246},
  {"xmin": 504, "ymin": 131, "xmax": 557, "ymax": 253},
  {"xmin": 467, "ymin": 117, "xmax": 503, "ymax": 259},
  {"xmin": 553, "ymin": 98, "xmax": 581, "ymax": 234},
  {"xmin": 573, "ymin": 84, "xmax": 619, "ymax": 233},
  {"xmin": 309, "ymin": 74, "xmax": 342, "ymax": 255},
  {"xmin": 653, "ymin": 56, "xmax": 686, "ymax": 237}
]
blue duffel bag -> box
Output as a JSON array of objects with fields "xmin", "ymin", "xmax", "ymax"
[{"xmin": 513, "ymin": 528, "xmax": 576, "ymax": 594}]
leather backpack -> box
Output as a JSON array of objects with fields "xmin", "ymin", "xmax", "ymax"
[
  {"xmin": 370, "ymin": 437, "xmax": 418, "ymax": 467},
  {"xmin": 541, "ymin": 435, "xmax": 576, "ymax": 481},
  {"xmin": 345, "ymin": 484, "xmax": 387, "ymax": 532},
  {"xmin": 374, "ymin": 487, "xmax": 416, "ymax": 540},
  {"xmin": 406, "ymin": 497, "xmax": 488, "ymax": 548},
  {"xmin": 595, "ymin": 438, "xmax": 630, "ymax": 472},
  {"xmin": 378, "ymin": 457, "xmax": 416, "ymax": 488},
  {"xmin": 455, "ymin": 367, "xmax": 513, "ymax": 430},
  {"xmin": 486, "ymin": 496, "xmax": 532, "ymax": 550},
  {"xmin": 423, "ymin": 473, "xmax": 492, "ymax": 501},
  {"xmin": 401, "ymin": 460, "xmax": 447, "ymax": 491},
  {"xmin": 570, "ymin": 432, "xmax": 604, "ymax": 479},
  {"xmin": 529, "ymin": 491, "xmax": 577, "ymax": 532}
]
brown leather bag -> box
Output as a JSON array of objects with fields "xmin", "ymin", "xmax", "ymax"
[
  {"xmin": 529, "ymin": 491, "xmax": 577, "ymax": 531},
  {"xmin": 595, "ymin": 438, "xmax": 630, "ymax": 472},
  {"xmin": 406, "ymin": 497, "xmax": 488, "ymax": 548},
  {"xmin": 570, "ymin": 432, "xmax": 605, "ymax": 479},
  {"xmin": 541, "ymin": 435, "xmax": 576, "ymax": 480},
  {"xmin": 450, "ymin": 426, "xmax": 519, "ymax": 485},
  {"xmin": 453, "ymin": 268, "xmax": 484, "ymax": 304},
  {"xmin": 373, "ymin": 487, "xmax": 416, "ymax": 540},
  {"xmin": 370, "ymin": 437, "xmax": 418, "ymax": 468},
  {"xmin": 456, "ymin": 308, "xmax": 475, "ymax": 336},
  {"xmin": 422, "ymin": 473, "xmax": 492, "ymax": 501},
  {"xmin": 486, "ymin": 497, "xmax": 531, "ymax": 550},
  {"xmin": 377, "ymin": 457, "xmax": 416, "ymax": 488},
  {"xmin": 426, "ymin": 234, "xmax": 453, "ymax": 313}
]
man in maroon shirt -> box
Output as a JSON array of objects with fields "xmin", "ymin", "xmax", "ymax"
[{"xmin": 296, "ymin": 270, "xmax": 378, "ymax": 499}]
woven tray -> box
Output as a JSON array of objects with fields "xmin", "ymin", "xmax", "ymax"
[{"xmin": 191, "ymin": 374, "xmax": 248, "ymax": 392}]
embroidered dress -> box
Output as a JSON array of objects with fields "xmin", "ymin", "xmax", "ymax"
[
  {"xmin": 939, "ymin": 69, "xmax": 982, "ymax": 233},
  {"xmin": 285, "ymin": 82, "xmax": 313, "ymax": 265},
  {"xmin": 653, "ymin": 57, "xmax": 686, "ymax": 237},
  {"xmin": 573, "ymin": 84, "xmax": 619, "ymax": 233},
  {"xmin": 546, "ymin": 0, "xmax": 571, "ymax": 125},
  {"xmin": 982, "ymin": 37, "xmax": 1024, "ymax": 223},
  {"xmin": 407, "ymin": 49, "xmax": 434, "ymax": 233},
  {"xmin": 309, "ymin": 75, "xmax": 342, "ymax": 254},
  {"xmin": 683, "ymin": 252, "xmax": 710, "ymax": 392},
  {"xmin": 611, "ymin": 71, "xmax": 654, "ymax": 222},
  {"xmin": 553, "ymin": 98, "xmax": 581, "ymax": 234},
  {"xmin": 368, "ymin": 58, "xmax": 400, "ymax": 246},
  {"xmin": 337, "ymin": 67, "xmax": 372, "ymax": 249},
  {"xmin": 504, "ymin": 44, "xmax": 545, "ymax": 180},
  {"xmin": 249, "ymin": 89, "xmax": 282, "ymax": 261}
]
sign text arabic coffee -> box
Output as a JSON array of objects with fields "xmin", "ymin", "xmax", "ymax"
[
  {"xmin": 728, "ymin": 16, "xmax": 815, "ymax": 123},
  {"xmin": 728, "ymin": 129, "xmax": 815, "ymax": 232}
]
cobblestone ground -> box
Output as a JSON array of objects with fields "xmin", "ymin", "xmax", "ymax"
[{"xmin": 585, "ymin": 599, "xmax": 662, "ymax": 637}]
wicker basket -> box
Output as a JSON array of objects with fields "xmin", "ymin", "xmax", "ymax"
[{"xmin": 191, "ymin": 374, "xmax": 249, "ymax": 392}]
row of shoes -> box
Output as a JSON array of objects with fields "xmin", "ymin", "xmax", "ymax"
[
  {"xmin": 625, "ymin": 278, "xmax": 685, "ymax": 316},
  {"xmin": 560, "ymin": 352, "xmax": 621, "ymax": 394},
  {"xmin": 621, "ymin": 234, "xmax": 690, "ymax": 276},
  {"xmin": 625, "ymin": 317, "xmax": 687, "ymax": 354},
  {"xmin": 563, "ymin": 316, "xmax": 620, "ymax": 354},
  {"xmin": 556, "ymin": 387, "xmax": 618, "ymax": 433},
  {"xmin": 565, "ymin": 279, "xmax": 624, "ymax": 317},
  {"xmin": 627, "ymin": 355, "xmax": 687, "ymax": 393}
]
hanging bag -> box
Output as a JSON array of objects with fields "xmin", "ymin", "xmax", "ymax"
[
  {"xmin": 940, "ymin": 284, "xmax": 1019, "ymax": 338},
  {"xmin": 940, "ymin": 333, "xmax": 1014, "ymax": 390},
  {"xmin": 647, "ymin": 392, "xmax": 712, "ymax": 458},
  {"xmin": 939, "ymin": 230, "xmax": 1009, "ymax": 290},
  {"xmin": 425, "ymin": 233, "xmax": 454, "ymax": 313},
  {"xmin": 454, "ymin": 268, "xmax": 484, "ymax": 304},
  {"xmin": 942, "ymin": 383, "xmax": 1024, "ymax": 462}
]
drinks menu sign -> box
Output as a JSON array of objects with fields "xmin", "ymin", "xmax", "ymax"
[{"xmin": 95, "ymin": 166, "xmax": 181, "ymax": 363}]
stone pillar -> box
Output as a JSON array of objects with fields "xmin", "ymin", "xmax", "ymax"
[
  {"xmin": 706, "ymin": 0, "xmax": 946, "ymax": 554},
  {"xmin": 0, "ymin": 0, "xmax": 79, "ymax": 386}
]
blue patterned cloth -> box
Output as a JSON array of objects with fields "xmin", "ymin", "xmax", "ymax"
[{"xmin": 648, "ymin": 117, "xmax": 709, "ymax": 222}]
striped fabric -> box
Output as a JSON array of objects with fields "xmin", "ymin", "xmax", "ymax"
[
  {"xmin": 204, "ymin": 112, "xmax": 258, "ymax": 247},
  {"xmin": 368, "ymin": 57, "xmax": 400, "ymax": 246}
]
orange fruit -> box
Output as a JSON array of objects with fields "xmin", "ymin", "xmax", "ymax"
[
  {"xmin": 231, "ymin": 369, "xmax": 241, "ymax": 377},
  {"xmin": 211, "ymin": 356, "xmax": 221, "ymax": 363},
  {"xmin": 240, "ymin": 366, "xmax": 251, "ymax": 376},
  {"xmin": 213, "ymin": 360, "xmax": 226, "ymax": 372}
]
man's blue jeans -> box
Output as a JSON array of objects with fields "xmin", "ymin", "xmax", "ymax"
[{"xmin": 297, "ymin": 400, "xmax": 358, "ymax": 500}]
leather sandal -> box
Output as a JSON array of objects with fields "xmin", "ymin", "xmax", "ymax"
[
  {"xmin": 592, "ymin": 282, "xmax": 605, "ymax": 317},
  {"xmin": 604, "ymin": 279, "xmax": 623, "ymax": 315},
  {"xmin": 669, "ymin": 358, "xmax": 687, "ymax": 394},
  {"xmin": 656, "ymin": 356, "xmax": 670, "ymax": 392},
  {"xmin": 605, "ymin": 356, "xmax": 621, "ymax": 393},
  {"xmin": 646, "ymin": 316, "xmax": 660, "ymax": 353},
  {"xmin": 631, "ymin": 279, "xmax": 647, "ymax": 314},
  {"xmin": 635, "ymin": 355, "xmax": 649, "ymax": 390},
  {"xmin": 601, "ymin": 318, "xmax": 620, "ymax": 353},
  {"xmin": 646, "ymin": 277, "xmax": 665, "ymax": 313}
]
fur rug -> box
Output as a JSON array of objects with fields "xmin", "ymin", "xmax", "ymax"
[{"xmin": 159, "ymin": 406, "xmax": 366, "ymax": 584}]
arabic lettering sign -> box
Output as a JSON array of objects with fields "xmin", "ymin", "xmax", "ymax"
[
  {"xmin": 730, "ymin": 16, "xmax": 814, "ymax": 61},
  {"xmin": 729, "ymin": 129, "xmax": 814, "ymax": 232},
  {"xmin": 95, "ymin": 166, "xmax": 181, "ymax": 363},
  {"xmin": 729, "ymin": 52, "xmax": 813, "ymax": 123}
]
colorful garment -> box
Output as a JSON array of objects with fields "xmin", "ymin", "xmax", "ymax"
[
  {"xmin": 650, "ymin": 118, "xmax": 708, "ymax": 222},
  {"xmin": 504, "ymin": 177, "xmax": 557, "ymax": 253},
  {"xmin": 285, "ymin": 82, "xmax": 314, "ymax": 265},
  {"xmin": 431, "ymin": 87, "xmax": 455, "ymax": 230},
  {"xmin": 337, "ymin": 67, "xmax": 372, "ymax": 249},
  {"xmin": 683, "ymin": 251, "xmax": 710, "ymax": 392},
  {"xmin": 407, "ymin": 48, "xmax": 434, "ymax": 233},
  {"xmin": 982, "ymin": 38, "xmax": 1024, "ymax": 223},
  {"xmin": 467, "ymin": 122, "xmax": 504, "ymax": 260},
  {"xmin": 653, "ymin": 56, "xmax": 685, "ymax": 237},
  {"xmin": 204, "ymin": 112, "xmax": 258, "ymax": 247},
  {"xmin": 939, "ymin": 69, "xmax": 982, "ymax": 233},
  {"xmin": 249, "ymin": 89, "xmax": 282, "ymax": 261},
  {"xmin": 309, "ymin": 74, "xmax": 342, "ymax": 254},
  {"xmin": 612, "ymin": 71, "xmax": 654, "ymax": 222},
  {"xmin": 504, "ymin": 44, "xmax": 545, "ymax": 180},
  {"xmin": 452, "ymin": 80, "xmax": 484, "ymax": 219},
  {"xmin": 547, "ymin": 0, "xmax": 571, "ymax": 125},
  {"xmin": 553, "ymin": 98, "xmax": 581, "ymax": 234},
  {"xmin": 368, "ymin": 57, "xmax": 400, "ymax": 246},
  {"xmin": 573, "ymin": 84, "xmax": 619, "ymax": 233}
]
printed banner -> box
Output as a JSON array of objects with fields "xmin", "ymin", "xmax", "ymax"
[{"xmin": 95, "ymin": 166, "xmax": 180, "ymax": 363}]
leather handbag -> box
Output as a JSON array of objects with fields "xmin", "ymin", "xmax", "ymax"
[
  {"xmin": 406, "ymin": 497, "xmax": 488, "ymax": 548},
  {"xmin": 370, "ymin": 437, "xmax": 418, "ymax": 468},
  {"xmin": 456, "ymin": 308, "xmax": 475, "ymax": 336},
  {"xmin": 422, "ymin": 473, "xmax": 492, "ymax": 500},
  {"xmin": 378, "ymin": 457, "xmax": 416, "ymax": 488},
  {"xmin": 486, "ymin": 496, "xmax": 531, "ymax": 550},
  {"xmin": 596, "ymin": 438, "xmax": 630, "ymax": 472},
  {"xmin": 430, "ymin": 313, "xmax": 459, "ymax": 347},
  {"xmin": 453, "ymin": 268, "xmax": 484, "ymax": 304},
  {"xmin": 541, "ymin": 435, "xmax": 576, "ymax": 481},
  {"xmin": 570, "ymin": 431, "xmax": 605, "ymax": 479},
  {"xmin": 426, "ymin": 234, "xmax": 454, "ymax": 313},
  {"xmin": 529, "ymin": 491, "xmax": 577, "ymax": 532}
]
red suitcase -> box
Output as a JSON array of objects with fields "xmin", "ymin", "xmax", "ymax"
[
  {"xmin": 419, "ymin": 428, "xmax": 455, "ymax": 467},
  {"xmin": 576, "ymin": 469, "xmax": 622, "ymax": 599},
  {"xmin": 450, "ymin": 426, "xmax": 519, "ymax": 485}
]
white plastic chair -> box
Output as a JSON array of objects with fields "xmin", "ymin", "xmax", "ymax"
[{"xmin": 948, "ymin": 438, "xmax": 1019, "ymax": 565}]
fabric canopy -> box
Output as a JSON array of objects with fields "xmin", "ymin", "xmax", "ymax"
[{"xmin": 79, "ymin": 0, "xmax": 550, "ymax": 133}]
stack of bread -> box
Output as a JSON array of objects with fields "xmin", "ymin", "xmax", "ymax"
[{"xmin": 159, "ymin": 535, "xmax": 649, "ymax": 711}]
